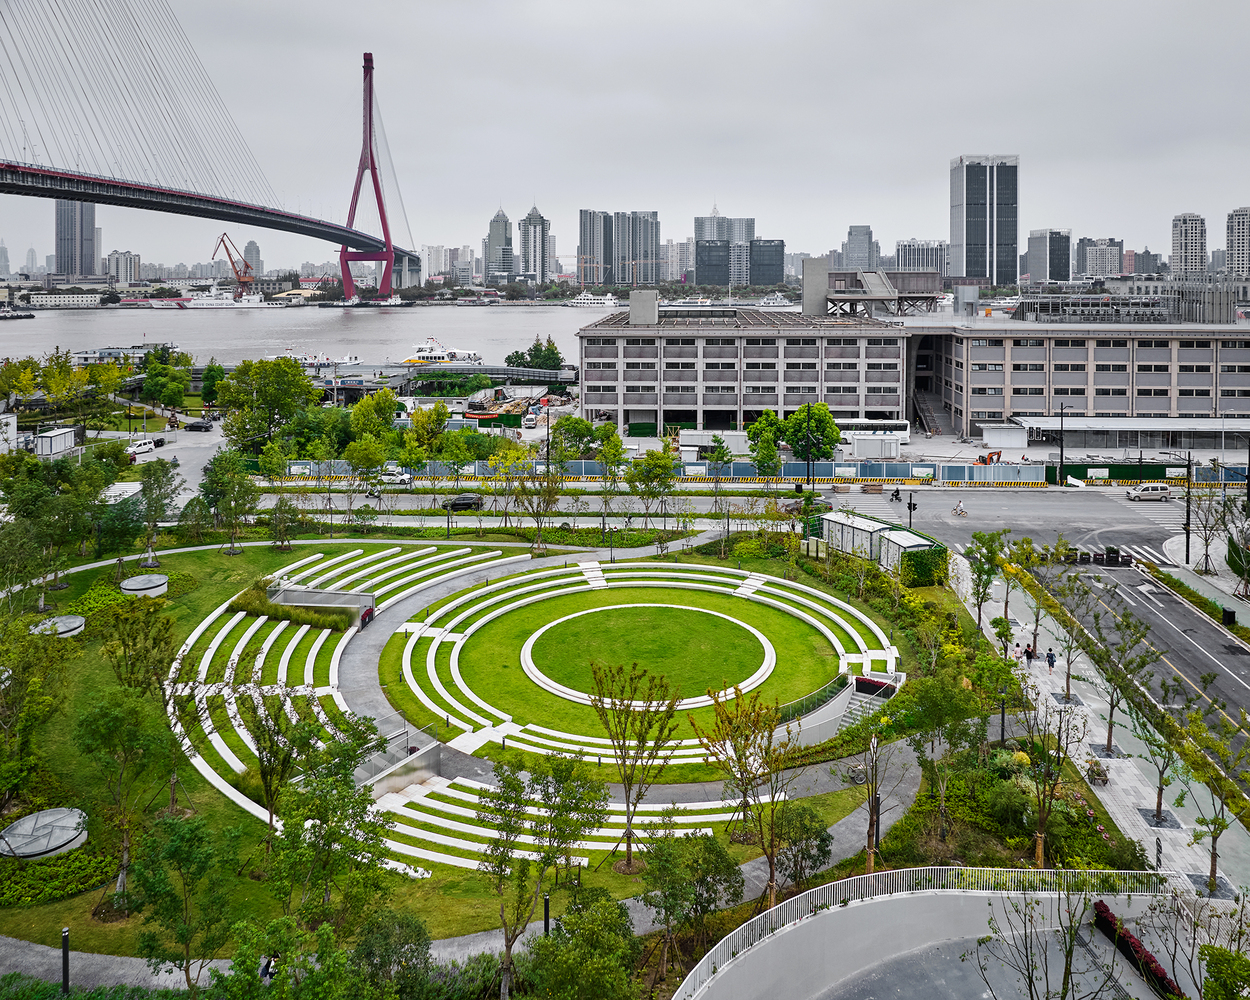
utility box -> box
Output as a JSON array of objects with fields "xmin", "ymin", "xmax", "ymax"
[{"xmin": 35, "ymin": 427, "xmax": 76, "ymax": 458}]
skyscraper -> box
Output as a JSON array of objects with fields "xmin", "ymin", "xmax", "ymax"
[
  {"xmin": 577, "ymin": 210, "xmax": 613, "ymax": 286},
  {"xmin": 748, "ymin": 239, "xmax": 785, "ymax": 285},
  {"xmin": 486, "ymin": 209, "xmax": 514, "ymax": 281},
  {"xmin": 612, "ymin": 211, "xmax": 660, "ymax": 286},
  {"xmin": 694, "ymin": 206, "xmax": 753, "ymax": 243},
  {"xmin": 0, "ymin": 241, "xmax": 8, "ymax": 277},
  {"xmin": 517, "ymin": 205, "xmax": 551, "ymax": 283},
  {"xmin": 1075, "ymin": 237, "xmax": 1124, "ymax": 276},
  {"xmin": 841, "ymin": 225, "xmax": 880, "ymax": 271},
  {"xmin": 1026, "ymin": 229, "xmax": 1071, "ymax": 282},
  {"xmin": 244, "ymin": 240, "xmax": 262, "ymax": 275},
  {"xmin": 1171, "ymin": 213, "xmax": 1206, "ymax": 275},
  {"xmin": 106, "ymin": 250, "xmax": 141, "ymax": 283},
  {"xmin": 895, "ymin": 239, "xmax": 948, "ymax": 275},
  {"xmin": 25, "ymin": 248, "xmax": 37, "ymax": 273},
  {"xmin": 949, "ymin": 154, "xmax": 1019, "ymax": 285},
  {"xmin": 54, "ymin": 200, "xmax": 96, "ymax": 275},
  {"xmin": 1227, "ymin": 207, "xmax": 1250, "ymax": 276}
]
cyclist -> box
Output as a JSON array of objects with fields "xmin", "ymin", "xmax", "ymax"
[{"xmin": 953, "ymin": 499, "xmax": 967, "ymax": 517}]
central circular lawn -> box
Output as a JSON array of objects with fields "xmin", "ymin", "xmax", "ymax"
[{"xmin": 530, "ymin": 605, "xmax": 763, "ymax": 700}]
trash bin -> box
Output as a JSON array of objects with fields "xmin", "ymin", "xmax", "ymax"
[{"xmin": 1223, "ymin": 607, "xmax": 1236, "ymax": 628}]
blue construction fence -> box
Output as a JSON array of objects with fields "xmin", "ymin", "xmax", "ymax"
[{"xmin": 285, "ymin": 458, "xmax": 1050, "ymax": 482}]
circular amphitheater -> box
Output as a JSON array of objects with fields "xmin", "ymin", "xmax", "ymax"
[{"xmin": 162, "ymin": 542, "xmax": 901, "ymax": 875}]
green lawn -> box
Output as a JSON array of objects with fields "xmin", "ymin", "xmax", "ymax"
[{"xmin": 532, "ymin": 605, "xmax": 765, "ymax": 695}]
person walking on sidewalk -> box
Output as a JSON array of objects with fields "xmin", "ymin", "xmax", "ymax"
[
  {"xmin": 1046, "ymin": 648, "xmax": 1056, "ymax": 675},
  {"xmin": 1013, "ymin": 643, "xmax": 1023, "ymax": 668},
  {"xmin": 1024, "ymin": 644, "xmax": 1034, "ymax": 667}
]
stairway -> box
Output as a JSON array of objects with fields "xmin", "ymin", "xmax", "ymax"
[
  {"xmin": 838, "ymin": 690, "xmax": 890, "ymax": 730},
  {"xmin": 912, "ymin": 390, "xmax": 955, "ymax": 438}
]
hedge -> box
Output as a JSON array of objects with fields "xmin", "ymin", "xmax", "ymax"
[
  {"xmin": 900, "ymin": 545, "xmax": 949, "ymax": 587},
  {"xmin": 0, "ymin": 849, "xmax": 118, "ymax": 907},
  {"xmin": 1093, "ymin": 899, "xmax": 1183, "ymax": 999},
  {"xmin": 228, "ymin": 584, "xmax": 354, "ymax": 632}
]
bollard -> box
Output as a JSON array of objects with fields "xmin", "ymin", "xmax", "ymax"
[{"xmin": 62, "ymin": 927, "xmax": 69, "ymax": 995}]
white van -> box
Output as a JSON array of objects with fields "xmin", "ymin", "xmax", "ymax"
[
  {"xmin": 1125, "ymin": 483, "xmax": 1171, "ymax": 501},
  {"xmin": 522, "ymin": 413, "xmax": 538, "ymax": 429},
  {"xmin": 125, "ymin": 440, "xmax": 156, "ymax": 456}
]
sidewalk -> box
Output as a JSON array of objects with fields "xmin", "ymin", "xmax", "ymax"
[
  {"xmin": 1161, "ymin": 533, "xmax": 1250, "ymax": 622},
  {"xmin": 950, "ymin": 554, "xmax": 1250, "ymax": 886}
]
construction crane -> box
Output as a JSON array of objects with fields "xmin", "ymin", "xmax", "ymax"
[{"xmin": 212, "ymin": 233, "xmax": 255, "ymax": 299}]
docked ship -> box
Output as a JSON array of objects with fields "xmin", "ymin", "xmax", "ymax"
[
  {"xmin": 757, "ymin": 292, "xmax": 793, "ymax": 308},
  {"xmin": 268, "ymin": 349, "xmax": 362, "ymax": 368},
  {"xmin": 152, "ymin": 289, "xmax": 285, "ymax": 309},
  {"xmin": 401, "ymin": 338, "xmax": 483, "ymax": 365}
]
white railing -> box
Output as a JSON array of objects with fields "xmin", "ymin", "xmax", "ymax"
[{"xmin": 672, "ymin": 866, "xmax": 1177, "ymax": 1000}]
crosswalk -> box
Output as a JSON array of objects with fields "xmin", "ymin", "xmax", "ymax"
[
  {"xmin": 1103, "ymin": 493, "xmax": 1189, "ymax": 531},
  {"xmin": 949, "ymin": 539, "xmax": 1173, "ymax": 567}
]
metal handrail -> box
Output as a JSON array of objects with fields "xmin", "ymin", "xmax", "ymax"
[
  {"xmin": 776, "ymin": 672, "xmax": 849, "ymax": 724},
  {"xmin": 672, "ymin": 866, "xmax": 1181, "ymax": 1000}
]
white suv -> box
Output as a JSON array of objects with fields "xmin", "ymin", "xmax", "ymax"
[
  {"xmin": 1125, "ymin": 483, "xmax": 1171, "ymax": 501},
  {"xmin": 379, "ymin": 471, "xmax": 413, "ymax": 485},
  {"xmin": 125, "ymin": 440, "xmax": 156, "ymax": 456}
]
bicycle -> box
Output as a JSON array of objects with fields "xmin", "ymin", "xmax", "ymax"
[{"xmin": 951, "ymin": 506, "xmax": 968, "ymax": 517}]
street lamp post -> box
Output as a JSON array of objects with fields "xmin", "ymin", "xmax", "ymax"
[
  {"xmin": 609, "ymin": 526, "xmax": 615, "ymax": 564},
  {"xmin": 998, "ymin": 685, "xmax": 1007, "ymax": 746},
  {"xmin": 1057, "ymin": 403, "xmax": 1068, "ymax": 488},
  {"xmin": 1185, "ymin": 451, "xmax": 1192, "ymax": 565}
]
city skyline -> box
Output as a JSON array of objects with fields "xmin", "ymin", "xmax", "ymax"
[{"xmin": 0, "ymin": 2, "xmax": 1247, "ymax": 267}]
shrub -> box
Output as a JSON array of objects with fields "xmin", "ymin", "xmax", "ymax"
[
  {"xmin": 1093, "ymin": 899, "xmax": 1183, "ymax": 999},
  {"xmin": 987, "ymin": 779, "xmax": 1029, "ymax": 830},
  {"xmin": 0, "ymin": 849, "xmax": 118, "ymax": 907}
]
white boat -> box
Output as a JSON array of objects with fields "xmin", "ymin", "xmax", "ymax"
[
  {"xmin": 757, "ymin": 292, "xmax": 793, "ymax": 308},
  {"xmin": 666, "ymin": 296, "xmax": 714, "ymax": 307},
  {"xmin": 268, "ymin": 348, "xmax": 361, "ymax": 368},
  {"xmin": 566, "ymin": 291, "xmax": 619, "ymax": 308},
  {"xmin": 402, "ymin": 338, "xmax": 483, "ymax": 365},
  {"xmin": 152, "ymin": 288, "xmax": 284, "ymax": 309}
]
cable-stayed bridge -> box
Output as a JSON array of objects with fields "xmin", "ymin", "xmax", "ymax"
[{"xmin": 0, "ymin": 0, "xmax": 414, "ymax": 296}]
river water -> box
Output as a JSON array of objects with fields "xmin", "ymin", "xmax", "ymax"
[{"xmin": 0, "ymin": 303, "xmax": 613, "ymax": 366}]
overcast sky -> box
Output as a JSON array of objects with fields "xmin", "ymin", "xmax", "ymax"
[{"xmin": 3, "ymin": 0, "xmax": 1249, "ymax": 271}]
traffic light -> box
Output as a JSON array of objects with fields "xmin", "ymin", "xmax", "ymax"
[{"xmin": 907, "ymin": 500, "xmax": 918, "ymax": 513}]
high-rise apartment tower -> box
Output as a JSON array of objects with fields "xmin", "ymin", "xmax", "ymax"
[
  {"xmin": 1227, "ymin": 207, "xmax": 1250, "ymax": 276},
  {"xmin": 1171, "ymin": 213, "xmax": 1207, "ymax": 276},
  {"xmin": 518, "ymin": 205, "xmax": 551, "ymax": 284},
  {"xmin": 54, "ymin": 200, "xmax": 96, "ymax": 276}
]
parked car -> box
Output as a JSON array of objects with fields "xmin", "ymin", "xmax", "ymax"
[
  {"xmin": 184, "ymin": 419, "xmax": 213, "ymax": 431},
  {"xmin": 1125, "ymin": 483, "xmax": 1171, "ymax": 502},
  {"xmin": 125, "ymin": 440, "xmax": 156, "ymax": 456},
  {"xmin": 440, "ymin": 493, "xmax": 485, "ymax": 512},
  {"xmin": 152, "ymin": 436, "xmax": 166, "ymax": 447},
  {"xmin": 379, "ymin": 471, "xmax": 413, "ymax": 485}
]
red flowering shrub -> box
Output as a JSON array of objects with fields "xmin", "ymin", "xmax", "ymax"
[{"xmin": 1092, "ymin": 900, "xmax": 1182, "ymax": 998}]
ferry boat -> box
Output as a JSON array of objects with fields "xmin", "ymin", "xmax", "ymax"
[
  {"xmin": 401, "ymin": 338, "xmax": 483, "ymax": 365},
  {"xmin": 757, "ymin": 292, "xmax": 793, "ymax": 308},
  {"xmin": 666, "ymin": 296, "xmax": 714, "ymax": 307},
  {"xmin": 268, "ymin": 349, "xmax": 362, "ymax": 368},
  {"xmin": 566, "ymin": 291, "xmax": 619, "ymax": 308}
]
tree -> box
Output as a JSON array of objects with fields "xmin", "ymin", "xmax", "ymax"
[
  {"xmin": 748, "ymin": 425, "xmax": 781, "ymax": 481},
  {"xmin": 217, "ymin": 357, "xmax": 320, "ymax": 450},
  {"xmin": 408, "ymin": 400, "xmax": 449, "ymax": 453},
  {"xmin": 1051, "ymin": 569, "xmax": 1101, "ymax": 703},
  {"xmin": 688, "ymin": 683, "xmax": 780, "ymax": 839},
  {"xmin": 527, "ymin": 752, "xmax": 609, "ymax": 885},
  {"xmin": 438, "ymin": 432, "xmax": 475, "ymax": 494},
  {"xmin": 268, "ymin": 495, "xmax": 299, "ymax": 551},
  {"xmin": 526, "ymin": 894, "xmax": 639, "ymax": 1000},
  {"xmin": 270, "ymin": 718, "xmax": 391, "ymax": 933},
  {"xmin": 504, "ymin": 334, "xmax": 564, "ymax": 371},
  {"xmin": 1131, "ymin": 671, "xmax": 1212, "ymax": 826},
  {"xmin": 138, "ymin": 459, "xmax": 184, "ymax": 567},
  {"xmin": 1174, "ymin": 707, "xmax": 1250, "ymax": 894},
  {"xmin": 0, "ymin": 613, "xmax": 73, "ymax": 811},
  {"xmin": 257, "ymin": 437, "xmax": 290, "ymax": 488},
  {"xmin": 512, "ymin": 452, "xmax": 563, "ymax": 555},
  {"xmin": 349, "ymin": 387, "xmax": 398, "ymax": 440},
  {"xmin": 237, "ymin": 695, "xmax": 316, "ymax": 852},
  {"xmin": 966, "ymin": 528, "xmax": 1010, "ymax": 630},
  {"xmin": 1190, "ymin": 478, "xmax": 1232, "ymax": 574},
  {"xmin": 102, "ymin": 596, "xmax": 175, "ymax": 697},
  {"xmin": 639, "ymin": 807, "xmax": 695, "ymax": 980},
  {"xmin": 124, "ymin": 815, "xmax": 235, "ymax": 997},
  {"xmin": 1015, "ymin": 675, "xmax": 1088, "ymax": 868},
  {"xmin": 968, "ymin": 877, "xmax": 1121, "ymax": 1000},
  {"xmin": 210, "ymin": 452, "xmax": 260, "ymax": 555},
  {"xmin": 551, "ymin": 414, "xmax": 596, "ymax": 460},
  {"xmin": 781, "ymin": 402, "xmax": 841, "ymax": 463},
  {"xmin": 343, "ymin": 432, "xmax": 386, "ymax": 522},
  {"xmin": 589, "ymin": 662, "xmax": 680, "ymax": 870},
  {"xmin": 776, "ymin": 804, "xmax": 833, "ymax": 891},
  {"xmin": 846, "ymin": 729, "xmax": 910, "ymax": 875},
  {"xmin": 624, "ymin": 442, "xmax": 678, "ymax": 528},
  {"xmin": 1024, "ymin": 536, "xmax": 1072, "ymax": 651},
  {"xmin": 177, "ymin": 496, "xmax": 213, "ymax": 545},
  {"xmin": 350, "ymin": 908, "xmax": 433, "ymax": 999},
  {"xmin": 485, "ymin": 446, "xmax": 524, "ymax": 527},
  {"xmin": 743, "ymin": 716, "xmax": 801, "ymax": 908},
  {"xmin": 905, "ymin": 675, "xmax": 987, "ymax": 841},
  {"xmin": 476, "ymin": 757, "xmax": 604, "ymax": 1000},
  {"xmin": 1084, "ymin": 599, "xmax": 1158, "ymax": 755},
  {"xmin": 746, "ymin": 409, "xmax": 783, "ymax": 449},
  {"xmin": 597, "ymin": 427, "xmax": 628, "ymax": 517},
  {"xmin": 74, "ymin": 691, "xmax": 177, "ymax": 899},
  {"xmin": 199, "ymin": 359, "xmax": 225, "ymax": 407},
  {"xmin": 706, "ymin": 433, "xmax": 734, "ymax": 513},
  {"xmin": 308, "ymin": 435, "xmax": 339, "ymax": 537}
]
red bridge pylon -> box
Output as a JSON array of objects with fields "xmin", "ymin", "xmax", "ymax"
[{"xmin": 339, "ymin": 52, "xmax": 393, "ymax": 299}]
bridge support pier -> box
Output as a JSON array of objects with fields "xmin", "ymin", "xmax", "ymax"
[{"xmin": 340, "ymin": 52, "xmax": 394, "ymax": 300}]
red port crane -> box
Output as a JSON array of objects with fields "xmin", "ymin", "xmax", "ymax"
[{"xmin": 212, "ymin": 233, "xmax": 255, "ymax": 299}]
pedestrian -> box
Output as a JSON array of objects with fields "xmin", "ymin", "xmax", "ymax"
[
  {"xmin": 1046, "ymin": 647, "xmax": 1056, "ymax": 675},
  {"xmin": 1012, "ymin": 643, "xmax": 1023, "ymax": 667},
  {"xmin": 1024, "ymin": 644, "xmax": 1034, "ymax": 666}
]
